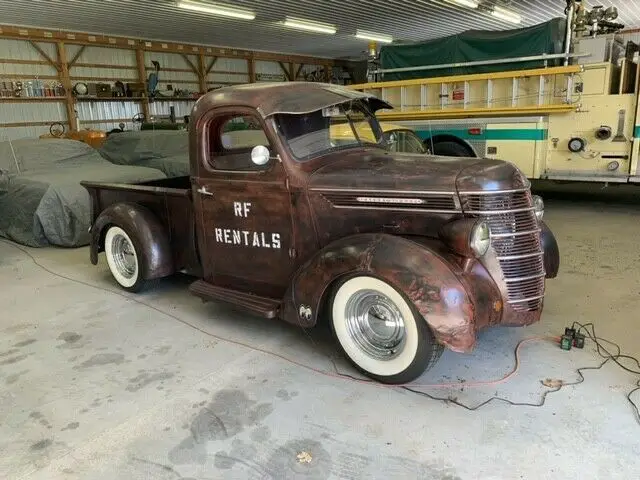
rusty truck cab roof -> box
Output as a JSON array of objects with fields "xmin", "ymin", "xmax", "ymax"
[{"xmin": 190, "ymin": 82, "xmax": 393, "ymax": 123}]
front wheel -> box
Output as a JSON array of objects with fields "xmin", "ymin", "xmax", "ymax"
[
  {"xmin": 104, "ymin": 225, "xmax": 148, "ymax": 292},
  {"xmin": 330, "ymin": 275, "xmax": 443, "ymax": 384}
]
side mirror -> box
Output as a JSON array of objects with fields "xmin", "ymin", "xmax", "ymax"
[{"xmin": 251, "ymin": 145, "xmax": 271, "ymax": 165}]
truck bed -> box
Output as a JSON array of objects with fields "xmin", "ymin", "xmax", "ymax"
[{"xmin": 80, "ymin": 175, "xmax": 200, "ymax": 274}]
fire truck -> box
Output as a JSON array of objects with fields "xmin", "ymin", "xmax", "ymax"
[{"xmin": 349, "ymin": 1, "xmax": 640, "ymax": 184}]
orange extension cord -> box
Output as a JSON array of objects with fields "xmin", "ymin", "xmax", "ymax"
[{"xmin": 1, "ymin": 238, "xmax": 561, "ymax": 392}]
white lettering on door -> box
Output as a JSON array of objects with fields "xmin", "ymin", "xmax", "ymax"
[
  {"xmin": 233, "ymin": 202, "xmax": 251, "ymax": 218},
  {"xmin": 213, "ymin": 201, "xmax": 283, "ymax": 249}
]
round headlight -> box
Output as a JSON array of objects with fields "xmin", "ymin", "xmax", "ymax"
[
  {"xmin": 532, "ymin": 195, "xmax": 544, "ymax": 220},
  {"xmin": 470, "ymin": 221, "xmax": 491, "ymax": 257}
]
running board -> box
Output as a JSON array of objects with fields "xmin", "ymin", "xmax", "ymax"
[{"xmin": 189, "ymin": 280, "xmax": 281, "ymax": 319}]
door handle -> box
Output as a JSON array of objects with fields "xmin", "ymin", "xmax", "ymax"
[{"xmin": 197, "ymin": 186, "xmax": 214, "ymax": 196}]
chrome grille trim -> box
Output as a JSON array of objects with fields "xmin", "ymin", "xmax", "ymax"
[
  {"xmin": 508, "ymin": 294, "xmax": 545, "ymax": 304},
  {"xmin": 457, "ymin": 186, "xmax": 531, "ymax": 195},
  {"xmin": 461, "ymin": 189, "xmax": 545, "ymax": 312},
  {"xmin": 505, "ymin": 273, "xmax": 546, "ymax": 283},
  {"xmin": 497, "ymin": 252, "xmax": 544, "ymax": 260},
  {"xmin": 491, "ymin": 228, "xmax": 541, "ymax": 238},
  {"xmin": 320, "ymin": 191, "xmax": 461, "ymax": 213},
  {"xmin": 463, "ymin": 207, "xmax": 534, "ymax": 215}
]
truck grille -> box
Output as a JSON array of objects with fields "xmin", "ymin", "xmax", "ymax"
[{"xmin": 461, "ymin": 189, "xmax": 545, "ymax": 312}]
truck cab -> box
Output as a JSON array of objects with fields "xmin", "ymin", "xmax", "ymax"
[{"xmin": 82, "ymin": 81, "xmax": 560, "ymax": 385}]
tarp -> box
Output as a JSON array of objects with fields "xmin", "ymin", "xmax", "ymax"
[
  {"xmin": 379, "ymin": 18, "xmax": 567, "ymax": 80},
  {"xmin": 0, "ymin": 138, "xmax": 165, "ymax": 247},
  {"xmin": 98, "ymin": 130, "xmax": 190, "ymax": 177}
]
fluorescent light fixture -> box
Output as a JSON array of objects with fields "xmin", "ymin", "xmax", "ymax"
[
  {"xmin": 283, "ymin": 17, "xmax": 337, "ymax": 34},
  {"xmin": 355, "ymin": 29, "xmax": 393, "ymax": 44},
  {"xmin": 492, "ymin": 6, "xmax": 522, "ymax": 24},
  {"xmin": 444, "ymin": 0, "xmax": 479, "ymax": 8},
  {"xmin": 177, "ymin": 1, "xmax": 256, "ymax": 20}
]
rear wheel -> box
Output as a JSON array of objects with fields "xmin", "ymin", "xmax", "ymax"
[
  {"xmin": 329, "ymin": 275, "xmax": 443, "ymax": 384},
  {"xmin": 104, "ymin": 225, "xmax": 147, "ymax": 292},
  {"xmin": 432, "ymin": 141, "xmax": 474, "ymax": 157}
]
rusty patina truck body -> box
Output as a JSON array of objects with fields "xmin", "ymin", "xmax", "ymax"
[{"xmin": 82, "ymin": 82, "xmax": 559, "ymax": 384}]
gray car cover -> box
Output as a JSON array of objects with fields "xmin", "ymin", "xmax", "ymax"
[
  {"xmin": 99, "ymin": 130, "xmax": 190, "ymax": 177},
  {"xmin": 0, "ymin": 138, "xmax": 166, "ymax": 248}
]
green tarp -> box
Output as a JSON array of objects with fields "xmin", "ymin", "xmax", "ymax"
[{"xmin": 379, "ymin": 18, "xmax": 567, "ymax": 81}]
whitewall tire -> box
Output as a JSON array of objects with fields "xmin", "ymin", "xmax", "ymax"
[
  {"xmin": 104, "ymin": 225, "xmax": 145, "ymax": 292},
  {"xmin": 330, "ymin": 275, "xmax": 443, "ymax": 384}
]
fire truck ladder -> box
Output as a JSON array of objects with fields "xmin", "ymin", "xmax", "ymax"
[{"xmin": 349, "ymin": 65, "xmax": 583, "ymax": 120}]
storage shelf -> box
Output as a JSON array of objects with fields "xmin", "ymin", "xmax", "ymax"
[
  {"xmin": 75, "ymin": 96, "xmax": 145, "ymax": 102},
  {"xmin": 151, "ymin": 97, "xmax": 199, "ymax": 101},
  {"xmin": 0, "ymin": 96, "xmax": 66, "ymax": 102},
  {"xmin": 74, "ymin": 96, "xmax": 198, "ymax": 102}
]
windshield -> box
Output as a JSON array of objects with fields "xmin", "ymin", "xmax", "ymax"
[{"xmin": 274, "ymin": 100, "xmax": 383, "ymax": 162}]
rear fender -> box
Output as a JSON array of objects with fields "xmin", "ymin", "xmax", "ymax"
[
  {"xmin": 90, "ymin": 202, "xmax": 174, "ymax": 280},
  {"xmin": 282, "ymin": 233, "xmax": 477, "ymax": 352}
]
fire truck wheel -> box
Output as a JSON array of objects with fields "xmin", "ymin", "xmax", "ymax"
[
  {"xmin": 432, "ymin": 141, "xmax": 474, "ymax": 157},
  {"xmin": 104, "ymin": 225, "xmax": 148, "ymax": 293},
  {"xmin": 330, "ymin": 275, "xmax": 443, "ymax": 384}
]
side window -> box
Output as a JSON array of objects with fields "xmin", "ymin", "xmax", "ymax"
[{"xmin": 210, "ymin": 115, "xmax": 272, "ymax": 171}]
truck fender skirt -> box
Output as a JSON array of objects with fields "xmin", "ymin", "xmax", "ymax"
[
  {"xmin": 539, "ymin": 220, "xmax": 559, "ymax": 279},
  {"xmin": 89, "ymin": 202, "xmax": 174, "ymax": 280},
  {"xmin": 282, "ymin": 233, "xmax": 477, "ymax": 353}
]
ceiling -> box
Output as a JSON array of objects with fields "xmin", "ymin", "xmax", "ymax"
[{"xmin": 0, "ymin": 0, "xmax": 637, "ymax": 59}]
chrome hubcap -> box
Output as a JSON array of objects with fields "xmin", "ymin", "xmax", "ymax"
[
  {"xmin": 111, "ymin": 233, "xmax": 137, "ymax": 279},
  {"xmin": 344, "ymin": 289, "xmax": 406, "ymax": 360}
]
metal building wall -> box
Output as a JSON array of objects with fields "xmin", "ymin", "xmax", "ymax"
[
  {"xmin": 0, "ymin": 39, "xmax": 65, "ymax": 141},
  {"xmin": 67, "ymin": 45, "xmax": 143, "ymax": 131},
  {"xmin": 208, "ymin": 57, "xmax": 248, "ymax": 87}
]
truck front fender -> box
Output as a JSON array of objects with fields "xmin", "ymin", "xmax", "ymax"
[
  {"xmin": 282, "ymin": 233, "xmax": 477, "ymax": 352},
  {"xmin": 89, "ymin": 202, "xmax": 174, "ymax": 280}
]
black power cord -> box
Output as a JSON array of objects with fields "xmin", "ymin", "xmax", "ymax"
[
  {"xmin": 402, "ymin": 323, "xmax": 640, "ymax": 423},
  {"xmin": 571, "ymin": 322, "xmax": 640, "ymax": 423}
]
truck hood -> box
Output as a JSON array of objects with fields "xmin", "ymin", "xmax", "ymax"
[{"xmin": 308, "ymin": 149, "xmax": 528, "ymax": 193}]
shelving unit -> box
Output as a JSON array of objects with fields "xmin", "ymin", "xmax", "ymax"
[{"xmin": 0, "ymin": 23, "xmax": 336, "ymax": 138}]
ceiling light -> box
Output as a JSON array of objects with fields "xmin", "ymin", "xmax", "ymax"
[
  {"xmin": 491, "ymin": 6, "xmax": 522, "ymax": 24},
  {"xmin": 283, "ymin": 17, "xmax": 337, "ymax": 35},
  {"xmin": 355, "ymin": 29, "xmax": 393, "ymax": 44},
  {"xmin": 177, "ymin": 1, "xmax": 255, "ymax": 20},
  {"xmin": 444, "ymin": 0, "xmax": 479, "ymax": 8}
]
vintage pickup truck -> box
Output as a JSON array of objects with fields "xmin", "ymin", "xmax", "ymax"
[{"xmin": 82, "ymin": 81, "xmax": 559, "ymax": 384}]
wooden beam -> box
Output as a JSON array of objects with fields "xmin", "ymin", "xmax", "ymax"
[
  {"xmin": 197, "ymin": 53, "xmax": 206, "ymax": 93},
  {"xmin": 289, "ymin": 62, "xmax": 295, "ymax": 82},
  {"xmin": 55, "ymin": 41, "xmax": 77, "ymax": 132},
  {"xmin": 324, "ymin": 62, "xmax": 331, "ymax": 82},
  {"xmin": 295, "ymin": 64, "xmax": 305, "ymax": 81},
  {"xmin": 68, "ymin": 45, "xmax": 86, "ymax": 68},
  {"xmin": 0, "ymin": 120, "xmax": 68, "ymax": 128},
  {"xmin": 30, "ymin": 41, "xmax": 60, "ymax": 71},
  {"xmin": 73, "ymin": 62, "xmax": 136, "ymax": 70},
  {"xmin": 181, "ymin": 54, "xmax": 199, "ymax": 76},
  {"xmin": 135, "ymin": 48, "xmax": 150, "ymax": 120},
  {"xmin": 278, "ymin": 62, "xmax": 292, "ymax": 81},
  {"xmin": 205, "ymin": 57, "xmax": 218, "ymax": 75},
  {"xmin": 0, "ymin": 58, "xmax": 51, "ymax": 66},
  {"xmin": 248, "ymin": 55, "xmax": 256, "ymax": 83}
]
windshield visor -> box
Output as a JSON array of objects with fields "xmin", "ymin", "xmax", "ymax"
[{"xmin": 274, "ymin": 101, "xmax": 383, "ymax": 162}]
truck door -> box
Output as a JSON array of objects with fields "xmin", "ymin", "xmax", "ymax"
[{"xmin": 192, "ymin": 109, "xmax": 294, "ymax": 298}]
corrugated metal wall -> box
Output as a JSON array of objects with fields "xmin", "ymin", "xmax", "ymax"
[
  {"xmin": 0, "ymin": 39, "xmax": 65, "ymax": 141},
  {"xmin": 209, "ymin": 57, "xmax": 248, "ymax": 86}
]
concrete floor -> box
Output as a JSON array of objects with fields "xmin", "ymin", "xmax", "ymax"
[{"xmin": 1, "ymin": 197, "xmax": 640, "ymax": 480}]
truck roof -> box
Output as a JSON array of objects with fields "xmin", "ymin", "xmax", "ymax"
[{"xmin": 191, "ymin": 81, "xmax": 392, "ymax": 122}]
